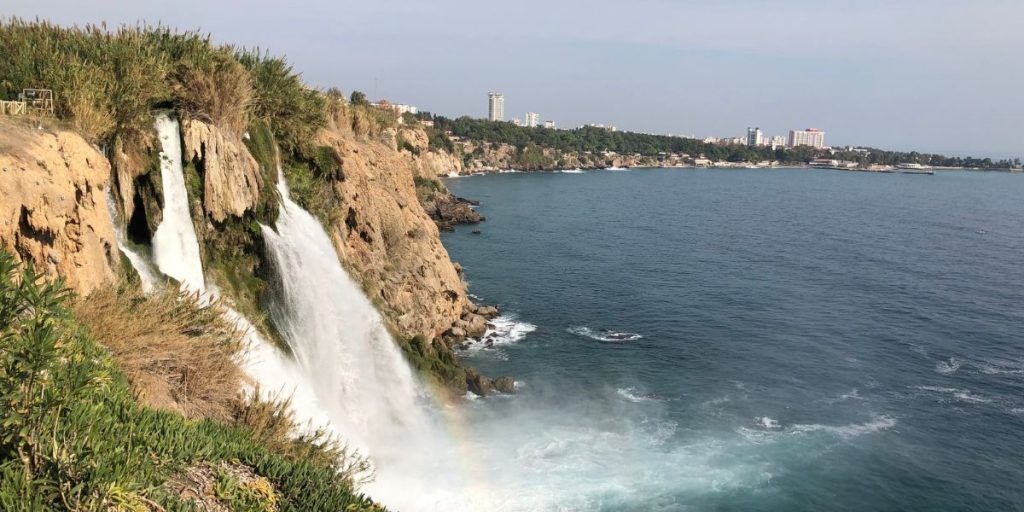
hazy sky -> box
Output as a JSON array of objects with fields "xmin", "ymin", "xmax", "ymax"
[{"xmin": 7, "ymin": 0, "xmax": 1023, "ymax": 157}]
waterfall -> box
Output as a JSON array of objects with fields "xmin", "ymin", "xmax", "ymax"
[
  {"xmin": 260, "ymin": 175, "xmax": 434, "ymax": 450},
  {"xmin": 104, "ymin": 187, "xmax": 160, "ymax": 292},
  {"xmin": 260, "ymin": 174, "xmax": 466, "ymax": 509},
  {"xmin": 151, "ymin": 113, "xmax": 205, "ymax": 291},
  {"xmin": 142, "ymin": 114, "xmax": 333, "ymax": 437}
]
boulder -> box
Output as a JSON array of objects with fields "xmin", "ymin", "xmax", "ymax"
[
  {"xmin": 476, "ymin": 305, "xmax": 499, "ymax": 319},
  {"xmin": 465, "ymin": 369, "xmax": 493, "ymax": 397},
  {"xmin": 461, "ymin": 312, "xmax": 488, "ymax": 338},
  {"xmin": 492, "ymin": 376, "xmax": 516, "ymax": 394}
]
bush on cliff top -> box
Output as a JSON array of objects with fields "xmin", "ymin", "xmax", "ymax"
[
  {"xmin": 0, "ymin": 19, "xmax": 325, "ymax": 148},
  {"xmin": 0, "ymin": 253, "xmax": 382, "ymax": 511}
]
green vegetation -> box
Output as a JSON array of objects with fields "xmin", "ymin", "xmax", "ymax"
[
  {"xmin": 397, "ymin": 335, "xmax": 468, "ymax": 395},
  {"xmin": 0, "ymin": 252, "xmax": 382, "ymax": 511},
  {"xmin": 419, "ymin": 113, "xmax": 1017, "ymax": 169}
]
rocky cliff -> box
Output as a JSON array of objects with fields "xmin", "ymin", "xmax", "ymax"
[
  {"xmin": 0, "ymin": 118, "xmax": 120, "ymax": 294},
  {"xmin": 316, "ymin": 121, "xmax": 470, "ymax": 341}
]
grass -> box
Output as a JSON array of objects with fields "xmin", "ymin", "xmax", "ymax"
[
  {"xmin": 0, "ymin": 252, "xmax": 383, "ymax": 511},
  {"xmin": 72, "ymin": 282, "xmax": 244, "ymax": 422}
]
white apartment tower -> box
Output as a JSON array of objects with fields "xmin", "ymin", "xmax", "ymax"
[
  {"xmin": 788, "ymin": 128, "xmax": 826, "ymax": 148},
  {"xmin": 488, "ymin": 92, "xmax": 504, "ymax": 121},
  {"xmin": 525, "ymin": 112, "xmax": 540, "ymax": 127},
  {"xmin": 747, "ymin": 127, "xmax": 764, "ymax": 147}
]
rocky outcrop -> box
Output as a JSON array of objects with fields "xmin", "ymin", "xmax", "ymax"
[
  {"xmin": 317, "ymin": 126, "xmax": 469, "ymax": 341},
  {"xmin": 422, "ymin": 193, "xmax": 483, "ymax": 231},
  {"xmin": 0, "ymin": 119, "xmax": 119, "ymax": 294},
  {"xmin": 181, "ymin": 119, "xmax": 264, "ymax": 222}
]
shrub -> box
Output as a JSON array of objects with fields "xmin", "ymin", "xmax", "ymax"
[
  {"xmin": 0, "ymin": 252, "xmax": 384, "ymax": 510},
  {"xmin": 72, "ymin": 282, "xmax": 245, "ymax": 421}
]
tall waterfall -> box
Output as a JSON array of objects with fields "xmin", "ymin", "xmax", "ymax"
[
  {"xmin": 258, "ymin": 174, "xmax": 438, "ymax": 462},
  {"xmin": 138, "ymin": 116, "xmax": 471, "ymax": 509},
  {"xmin": 151, "ymin": 113, "xmax": 205, "ymax": 291}
]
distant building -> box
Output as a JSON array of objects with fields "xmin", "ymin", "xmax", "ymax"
[
  {"xmin": 488, "ymin": 92, "xmax": 504, "ymax": 121},
  {"xmin": 372, "ymin": 102, "xmax": 418, "ymax": 115},
  {"xmin": 789, "ymin": 128, "xmax": 826, "ymax": 148},
  {"xmin": 747, "ymin": 127, "xmax": 764, "ymax": 147},
  {"xmin": 770, "ymin": 135, "xmax": 786, "ymax": 149},
  {"xmin": 512, "ymin": 118, "xmax": 522, "ymax": 126},
  {"xmin": 544, "ymin": 120, "xmax": 555, "ymax": 129},
  {"xmin": 525, "ymin": 112, "xmax": 540, "ymax": 127}
]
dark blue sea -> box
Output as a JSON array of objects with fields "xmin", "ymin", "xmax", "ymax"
[{"xmin": 441, "ymin": 168, "xmax": 1024, "ymax": 511}]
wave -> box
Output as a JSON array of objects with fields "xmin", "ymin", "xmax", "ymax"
[
  {"xmin": 559, "ymin": 169, "xmax": 585, "ymax": 174},
  {"xmin": 617, "ymin": 387, "xmax": 660, "ymax": 403},
  {"xmin": 497, "ymin": 169, "xmax": 521, "ymax": 173},
  {"xmin": 934, "ymin": 357, "xmax": 962, "ymax": 375},
  {"xmin": 737, "ymin": 415, "xmax": 896, "ymax": 443},
  {"xmin": 568, "ymin": 326, "xmax": 643, "ymax": 342},
  {"xmin": 605, "ymin": 166, "xmax": 628, "ymax": 171},
  {"xmin": 912, "ymin": 385, "xmax": 993, "ymax": 404},
  {"xmin": 977, "ymin": 360, "xmax": 1024, "ymax": 376},
  {"xmin": 461, "ymin": 314, "xmax": 537, "ymax": 357}
]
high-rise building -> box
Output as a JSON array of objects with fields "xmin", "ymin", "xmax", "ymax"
[
  {"xmin": 770, "ymin": 135, "xmax": 786, "ymax": 149},
  {"xmin": 747, "ymin": 127, "xmax": 764, "ymax": 147},
  {"xmin": 788, "ymin": 128, "xmax": 826, "ymax": 148},
  {"xmin": 488, "ymin": 92, "xmax": 504, "ymax": 121},
  {"xmin": 544, "ymin": 120, "xmax": 555, "ymax": 129},
  {"xmin": 525, "ymin": 112, "xmax": 539, "ymax": 127}
]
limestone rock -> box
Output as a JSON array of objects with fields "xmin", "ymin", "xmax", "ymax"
[
  {"xmin": 317, "ymin": 126, "xmax": 468, "ymax": 341},
  {"xmin": 181, "ymin": 119, "xmax": 264, "ymax": 222},
  {"xmin": 476, "ymin": 305, "xmax": 499, "ymax": 319},
  {"xmin": 492, "ymin": 376, "xmax": 516, "ymax": 394},
  {"xmin": 0, "ymin": 119, "xmax": 119, "ymax": 294}
]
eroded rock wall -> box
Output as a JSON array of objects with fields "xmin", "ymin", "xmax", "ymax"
[
  {"xmin": 317, "ymin": 126, "xmax": 469, "ymax": 340},
  {"xmin": 0, "ymin": 119, "xmax": 119, "ymax": 294}
]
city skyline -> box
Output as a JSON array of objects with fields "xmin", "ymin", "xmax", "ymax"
[{"xmin": 5, "ymin": 0, "xmax": 1022, "ymax": 158}]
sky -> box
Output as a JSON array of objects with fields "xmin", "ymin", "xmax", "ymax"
[{"xmin": 6, "ymin": 0, "xmax": 1023, "ymax": 158}]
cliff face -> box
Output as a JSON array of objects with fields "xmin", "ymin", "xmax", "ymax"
[
  {"xmin": 0, "ymin": 119, "xmax": 119, "ymax": 294},
  {"xmin": 181, "ymin": 119, "xmax": 265, "ymax": 222},
  {"xmin": 0, "ymin": 111, "xmax": 476, "ymax": 349},
  {"xmin": 317, "ymin": 125, "xmax": 469, "ymax": 341}
]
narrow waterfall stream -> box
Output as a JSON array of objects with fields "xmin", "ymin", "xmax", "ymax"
[
  {"xmin": 150, "ymin": 113, "xmax": 205, "ymax": 291},
  {"xmin": 104, "ymin": 187, "xmax": 160, "ymax": 292}
]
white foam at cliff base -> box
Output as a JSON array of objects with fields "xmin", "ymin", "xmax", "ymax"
[{"xmin": 462, "ymin": 314, "xmax": 536, "ymax": 354}]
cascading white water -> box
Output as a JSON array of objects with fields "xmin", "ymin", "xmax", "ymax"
[
  {"xmin": 104, "ymin": 187, "xmax": 160, "ymax": 292},
  {"xmin": 142, "ymin": 114, "xmax": 336, "ymax": 439},
  {"xmin": 151, "ymin": 113, "xmax": 205, "ymax": 291},
  {"xmin": 259, "ymin": 176, "xmax": 454, "ymax": 489}
]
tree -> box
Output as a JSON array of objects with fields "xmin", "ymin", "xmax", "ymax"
[{"xmin": 349, "ymin": 90, "xmax": 368, "ymax": 106}]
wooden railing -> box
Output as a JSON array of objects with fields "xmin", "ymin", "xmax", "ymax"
[{"xmin": 0, "ymin": 100, "xmax": 27, "ymax": 116}]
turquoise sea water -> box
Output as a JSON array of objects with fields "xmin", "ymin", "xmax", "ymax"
[{"xmin": 442, "ymin": 168, "xmax": 1024, "ymax": 511}]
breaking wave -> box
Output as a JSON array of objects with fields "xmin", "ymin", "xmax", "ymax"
[
  {"xmin": 934, "ymin": 357, "xmax": 962, "ymax": 374},
  {"xmin": 568, "ymin": 326, "xmax": 643, "ymax": 342},
  {"xmin": 737, "ymin": 415, "xmax": 896, "ymax": 443}
]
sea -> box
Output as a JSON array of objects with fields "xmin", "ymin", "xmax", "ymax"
[{"xmin": 439, "ymin": 167, "xmax": 1024, "ymax": 511}]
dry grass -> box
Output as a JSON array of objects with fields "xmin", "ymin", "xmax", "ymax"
[{"xmin": 73, "ymin": 284, "xmax": 245, "ymax": 421}]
